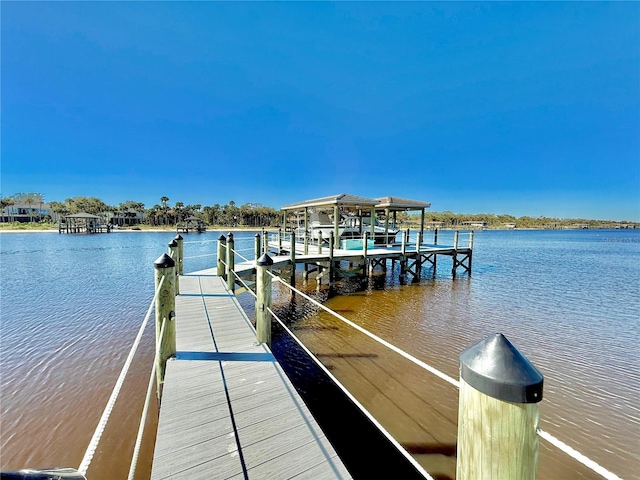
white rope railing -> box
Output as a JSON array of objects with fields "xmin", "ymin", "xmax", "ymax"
[
  {"xmin": 78, "ymin": 275, "xmax": 166, "ymax": 476},
  {"xmin": 268, "ymin": 271, "xmax": 459, "ymax": 388},
  {"xmin": 266, "ymin": 270, "xmax": 622, "ymax": 480},
  {"xmin": 267, "ymin": 305, "xmax": 436, "ymax": 480},
  {"xmin": 537, "ymin": 429, "xmax": 622, "ymax": 480},
  {"xmin": 127, "ymin": 316, "xmax": 167, "ymax": 480},
  {"xmin": 183, "ymin": 253, "xmax": 215, "ymax": 260}
]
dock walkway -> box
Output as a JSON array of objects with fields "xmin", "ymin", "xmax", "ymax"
[{"xmin": 151, "ymin": 273, "xmax": 352, "ymax": 479}]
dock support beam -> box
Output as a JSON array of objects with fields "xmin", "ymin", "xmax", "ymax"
[
  {"xmin": 256, "ymin": 254, "xmax": 273, "ymax": 346},
  {"xmin": 457, "ymin": 333, "xmax": 543, "ymax": 480},
  {"xmin": 226, "ymin": 232, "xmax": 235, "ymax": 293},
  {"xmin": 154, "ymin": 253, "xmax": 176, "ymax": 401}
]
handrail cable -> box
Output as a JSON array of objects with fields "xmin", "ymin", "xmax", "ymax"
[
  {"xmin": 183, "ymin": 253, "xmax": 216, "ymax": 260},
  {"xmin": 127, "ymin": 316, "xmax": 167, "ymax": 480},
  {"xmin": 266, "ymin": 271, "xmax": 621, "ymax": 480},
  {"xmin": 182, "ymin": 239, "xmax": 217, "ymax": 244},
  {"xmin": 267, "ymin": 305, "xmax": 435, "ymax": 480},
  {"xmin": 232, "ymin": 271, "xmax": 257, "ymax": 299},
  {"xmin": 536, "ymin": 429, "xmax": 621, "ymax": 480},
  {"xmin": 78, "ymin": 275, "xmax": 166, "ymax": 476},
  {"xmin": 268, "ymin": 271, "xmax": 459, "ymax": 388}
]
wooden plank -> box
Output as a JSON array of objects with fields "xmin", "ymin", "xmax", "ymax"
[{"xmin": 151, "ymin": 274, "xmax": 352, "ymax": 479}]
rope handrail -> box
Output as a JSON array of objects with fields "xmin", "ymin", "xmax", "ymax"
[
  {"xmin": 182, "ymin": 239, "xmax": 218, "ymax": 244},
  {"xmin": 78, "ymin": 275, "xmax": 167, "ymax": 476},
  {"xmin": 268, "ymin": 271, "xmax": 459, "ymax": 387},
  {"xmin": 265, "ymin": 269, "xmax": 622, "ymax": 480},
  {"xmin": 267, "ymin": 305, "xmax": 435, "ymax": 480},
  {"xmin": 183, "ymin": 253, "xmax": 216, "ymax": 260},
  {"xmin": 127, "ymin": 316, "xmax": 167, "ymax": 480}
]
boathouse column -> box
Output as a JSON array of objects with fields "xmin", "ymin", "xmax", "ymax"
[
  {"xmin": 289, "ymin": 231, "xmax": 296, "ymax": 300},
  {"xmin": 154, "ymin": 253, "xmax": 176, "ymax": 401},
  {"xmin": 256, "ymin": 254, "xmax": 273, "ymax": 346},
  {"xmin": 384, "ymin": 207, "xmax": 390, "ymax": 245},
  {"xmin": 333, "ymin": 205, "xmax": 340, "ymax": 249},
  {"xmin": 217, "ymin": 235, "xmax": 226, "ymax": 277},
  {"xmin": 226, "ymin": 232, "xmax": 235, "ymax": 293},
  {"xmin": 456, "ymin": 333, "xmax": 543, "ymax": 480},
  {"xmin": 370, "ymin": 206, "xmax": 375, "ymax": 239}
]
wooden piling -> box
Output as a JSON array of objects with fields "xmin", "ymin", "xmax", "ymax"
[
  {"xmin": 226, "ymin": 232, "xmax": 235, "ymax": 293},
  {"xmin": 317, "ymin": 231, "xmax": 323, "ymax": 254},
  {"xmin": 174, "ymin": 235, "xmax": 184, "ymax": 275},
  {"xmin": 255, "ymin": 253, "xmax": 273, "ymax": 346},
  {"xmin": 254, "ymin": 233, "xmax": 261, "ymax": 261},
  {"xmin": 153, "ymin": 253, "xmax": 176, "ymax": 401},
  {"xmin": 277, "ymin": 228, "xmax": 282, "ymax": 254},
  {"xmin": 456, "ymin": 333, "xmax": 543, "ymax": 480},
  {"xmin": 217, "ymin": 234, "xmax": 226, "ymax": 277},
  {"xmin": 289, "ymin": 231, "xmax": 296, "ymax": 299},
  {"xmin": 168, "ymin": 239, "xmax": 179, "ymax": 295}
]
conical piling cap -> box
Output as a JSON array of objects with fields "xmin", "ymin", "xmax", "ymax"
[
  {"xmin": 257, "ymin": 253, "xmax": 273, "ymax": 266},
  {"xmin": 154, "ymin": 253, "xmax": 175, "ymax": 269},
  {"xmin": 460, "ymin": 333, "xmax": 543, "ymax": 403}
]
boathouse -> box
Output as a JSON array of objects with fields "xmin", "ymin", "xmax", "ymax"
[
  {"xmin": 281, "ymin": 193, "xmax": 432, "ymax": 247},
  {"xmin": 60, "ymin": 212, "xmax": 110, "ymax": 234}
]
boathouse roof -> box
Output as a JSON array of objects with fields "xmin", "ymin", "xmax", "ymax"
[
  {"xmin": 64, "ymin": 212, "xmax": 102, "ymax": 219},
  {"xmin": 281, "ymin": 193, "xmax": 379, "ymax": 211},
  {"xmin": 281, "ymin": 193, "xmax": 431, "ymax": 212},
  {"xmin": 376, "ymin": 196, "xmax": 431, "ymax": 211}
]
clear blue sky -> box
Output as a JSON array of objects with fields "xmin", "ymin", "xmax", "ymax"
[{"xmin": 2, "ymin": 2, "xmax": 639, "ymax": 221}]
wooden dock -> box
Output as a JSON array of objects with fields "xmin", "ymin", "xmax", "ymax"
[{"xmin": 151, "ymin": 273, "xmax": 352, "ymax": 479}]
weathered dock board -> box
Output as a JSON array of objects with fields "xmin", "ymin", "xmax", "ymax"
[{"xmin": 151, "ymin": 274, "xmax": 352, "ymax": 479}]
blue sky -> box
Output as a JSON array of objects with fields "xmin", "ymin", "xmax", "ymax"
[{"xmin": 2, "ymin": 2, "xmax": 639, "ymax": 220}]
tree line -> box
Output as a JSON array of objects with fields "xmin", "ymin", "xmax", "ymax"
[
  {"xmin": 1, "ymin": 193, "xmax": 281, "ymax": 227},
  {"xmin": 1, "ymin": 192, "xmax": 636, "ymax": 229}
]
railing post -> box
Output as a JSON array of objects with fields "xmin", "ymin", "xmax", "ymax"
[
  {"xmin": 289, "ymin": 231, "xmax": 296, "ymax": 299},
  {"xmin": 278, "ymin": 228, "xmax": 282, "ymax": 254},
  {"xmin": 174, "ymin": 234, "xmax": 184, "ymax": 275},
  {"xmin": 226, "ymin": 232, "xmax": 235, "ymax": 293},
  {"xmin": 317, "ymin": 231, "xmax": 323, "ymax": 254},
  {"xmin": 434, "ymin": 228, "xmax": 439, "ymax": 245},
  {"xmin": 255, "ymin": 253, "xmax": 273, "ymax": 346},
  {"xmin": 456, "ymin": 333, "xmax": 543, "ymax": 480},
  {"xmin": 168, "ymin": 239, "xmax": 180, "ymax": 295},
  {"xmin": 304, "ymin": 230, "xmax": 309, "ymax": 255},
  {"xmin": 217, "ymin": 234, "xmax": 226, "ymax": 277},
  {"xmin": 329, "ymin": 231, "xmax": 335, "ymax": 289},
  {"xmin": 254, "ymin": 233, "xmax": 261, "ymax": 261},
  {"xmin": 153, "ymin": 253, "xmax": 176, "ymax": 401},
  {"xmin": 454, "ymin": 230, "xmax": 459, "ymax": 250},
  {"xmin": 469, "ymin": 230, "xmax": 474, "ymax": 249}
]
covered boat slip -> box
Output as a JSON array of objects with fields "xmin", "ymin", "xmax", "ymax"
[
  {"xmin": 281, "ymin": 194, "xmax": 432, "ymax": 247},
  {"xmin": 151, "ymin": 274, "xmax": 351, "ymax": 479}
]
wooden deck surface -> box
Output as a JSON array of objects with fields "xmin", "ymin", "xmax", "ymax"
[{"xmin": 151, "ymin": 274, "xmax": 352, "ymax": 479}]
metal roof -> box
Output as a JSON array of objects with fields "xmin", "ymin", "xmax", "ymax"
[
  {"xmin": 375, "ymin": 196, "xmax": 431, "ymax": 210},
  {"xmin": 64, "ymin": 212, "xmax": 102, "ymax": 219},
  {"xmin": 281, "ymin": 193, "xmax": 379, "ymax": 211},
  {"xmin": 282, "ymin": 193, "xmax": 431, "ymax": 212}
]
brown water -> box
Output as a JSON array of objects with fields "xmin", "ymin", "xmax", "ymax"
[{"xmin": 1, "ymin": 230, "xmax": 638, "ymax": 479}]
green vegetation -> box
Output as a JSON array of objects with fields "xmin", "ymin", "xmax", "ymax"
[{"xmin": 1, "ymin": 193, "xmax": 637, "ymax": 230}]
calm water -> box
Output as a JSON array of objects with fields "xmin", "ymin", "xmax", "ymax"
[{"xmin": 0, "ymin": 229, "xmax": 638, "ymax": 479}]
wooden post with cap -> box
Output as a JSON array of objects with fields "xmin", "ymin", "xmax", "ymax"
[
  {"xmin": 217, "ymin": 234, "xmax": 226, "ymax": 277},
  {"xmin": 226, "ymin": 232, "xmax": 235, "ymax": 293},
  {"xmin": 174, "ymin": 234, "xmax": 184, "ymax": 275},
  {"xmin": 255, "ymin": 253, "xmax": 273, "ymax": 346},
  {"xmin": 168, "ymin": 239, "xmax": 180, "ymax": 295},
  {"xmin": 456, "ymin": 333, "xmax": 544, "ymax": 480},
  {"xmin": 154, "ymin": 253, "xmax": 176, "ymax": 401}
]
